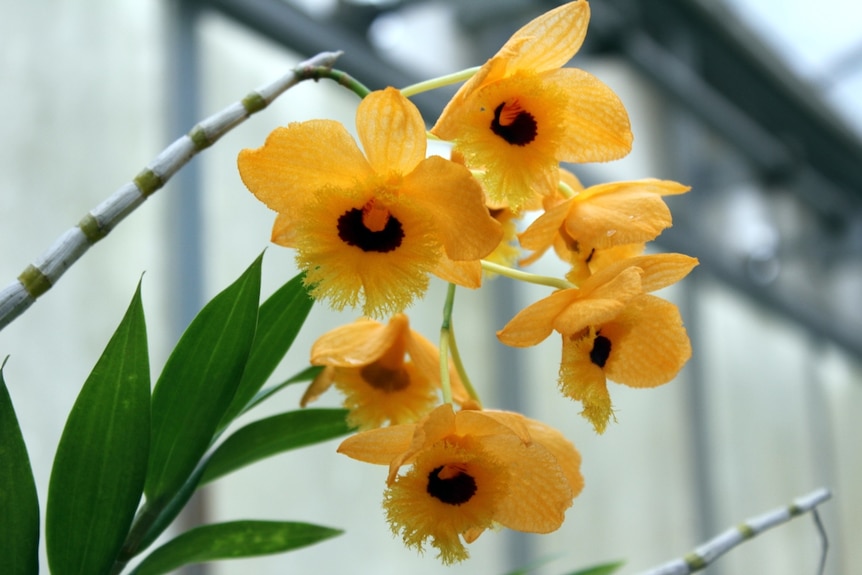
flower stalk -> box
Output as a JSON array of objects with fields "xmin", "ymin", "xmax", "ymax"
[
  {"xmin": 400, "ymin": 66, "xmax": 481, "ymax": 98},
  {"xmin": 439, "ymin": 283, "xmax": 457, "ymax": 405},
  {"xmin": 480, "ymin": 260, "xmax": 576, "ymax": 290}
]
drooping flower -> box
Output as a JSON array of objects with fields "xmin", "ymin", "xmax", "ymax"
[
  {"xmin": 302, "ymin": 314, "xmax": 443, "ymax": 430},
  {"xmin": 238, "ymin": 88, "xmax": 502, "ymax": 318},
  {"xmin": 520, "ymin": 168, "xmax": 633, "ymax": 274},
  {"xmin": 338, "ymin": 403, "xmax": 582, "ymax": 564},
  {"xmin": 498, "ymin": 254, "xmax": 698, "ymax": 432},
  {"xmin": 559, "ymin": 294, "xmax": 691, "ymax": 432},
  {"xmin": 431, "ymin": 0, "xmax": 632, "ymax": 210},
  {"xmin": 519, "ymin": 178, "xmax": 689, "ymax": 281}
]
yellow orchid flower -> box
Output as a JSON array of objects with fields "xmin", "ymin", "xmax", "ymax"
[
  {"xmin": 431, "ymin": 1, "xmax": 632, "ymax": 210},
  {"xmin": 560, "ymin": 293, "xmax": 692, "ymax": 433},
  {"xmin": 519, "ymin": 178, "xmax": 690, "ymax": 279},
  {"xmin": 238, "ymin": 87, "xmax": 502, "ymax": 317},
  {"xmin": 303, "ymin": 314, "xmax": 477, "ymax": 429},
  {"xmin": 338, "ymin": 403, "xmax": 583, "ymax": 564},
  {"xmin": 497, "ymin": 259, "xmax": 647, "ymax": 347},
  {"xmin": 498, "ymin": 254, "xmax": 698, "ymax": 432},
  {"xmin": 302, "ymin": 314, "xmax": 443, "ymax": 430},
  {"xmin": 519, "ymin": 169, "xmax": 646, "ymax": 276}
]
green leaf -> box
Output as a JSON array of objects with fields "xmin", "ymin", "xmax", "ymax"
[
  {"xmin": 509, "ymin": 559, "xmax": 626, "ymax": 575},
  {"xmin": 130, "ymin": 521, "xmax": 342, "ymax": 575},
  {"xmin": 200, "ymin": 408, "xmax": 353, "ymax": 485},
  {"xmin": 0, "ymin": 359, "xmax": 40, "ymax": 575},
  {"xmin": 563, "ymin": 560, "xmax": 625, "ymax": 575},
  {"xmin": 219, "ymin": 272, "xmax": 314, "ymax": 429},
  {"xmin": 46, "ymin": 282, "xmax": 150, "ymax": 575},
  {"xmin": 145, "ymin": 255, "xmax": 262, "ymax": 502},
  {"xmin": 504, "ymin": 553, "xmax": 564, "ymax": 575}
]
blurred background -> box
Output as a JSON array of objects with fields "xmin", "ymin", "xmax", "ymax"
[{"xmin": 1, "ymin": 0, "xmax": 860, "ymax": 574}]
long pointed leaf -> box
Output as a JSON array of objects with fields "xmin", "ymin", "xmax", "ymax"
[
  {"xmin": 564, "ymin": 561, "xmax": 625, "ymax": 575},
  {"xmin": 46, "ymin": 282, "xmax": 150, "ymax": 575},
  {"xmin": 200, "ymin": 408, "xmax": 352, "ymax": 486},
  {"xmin": 0, "ymin": 359, "xmax": 40, "ymax": 575},
  {"xmin": 145, "ymin": 255, "xmax": 262, "ymax": 501},
  {"xmin": 219, "ymin": 272, "xmax": 314, "ymax": 429},
  {"xmin": 130, "ymin": 521, "xmax": 342, "ymax": 575},
  {"xmin": 508, "ymin": 558, "xmax": 624, "ymax": 575}
]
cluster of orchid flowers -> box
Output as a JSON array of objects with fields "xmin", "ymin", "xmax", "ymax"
[{"xmin": 238, "ymin": 1, "xmax": 696, "ymax": 565}]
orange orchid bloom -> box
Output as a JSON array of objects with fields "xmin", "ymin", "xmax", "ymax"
[
  {"xmin": 519, "ymin": 177, "xmax": 689, "ymax": 281},
  {"xmin": 338, "ymin": 403, "xmax": 582, "ymax": 564},
  {"xmin": 559, "ymin": 293, "xmax": 691, "ymax": 433},
  {"xmin": 303, "ymin": 314, "xmax": 443, "ymax": 430},
  {"xmin": 238, "ymin": 88, "xmax": 502, "ymax": 318},
  {"xmin": 498, "ymin": 253, "xmax": 698, "ymax": 432},
  {"xmin": 431, "ymin": 1, "xmax": 632, "ymax": 210},
  {"xmin": 520, "ymin": 169, "xmax": 643, "ymax": 276},
  {"xmin": 303, "ymin": 314, "xmax": 476, "ymax": 429}
]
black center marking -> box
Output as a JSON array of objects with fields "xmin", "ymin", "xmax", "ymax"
[
  {"xmin": 590, "ymin": 334, "xmax": 612, "ymax": 368},
  {"xmin": 427, "ymin": 465, "xmax": 477, "ymax": 505},
  {"xmin": 337, "ymin": 208, "xmax": 404, "ymax": 253},
  {"xmin": 490, "ymin": 102, "xmax": 537, "ymax": 146}
]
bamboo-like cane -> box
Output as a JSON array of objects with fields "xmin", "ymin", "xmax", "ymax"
[
  {"xmin": 638, "ymin": 487, "xmax": 832, "ymax": 575},
  {"xmin": 0, "ymin": 50, "xmax": 344, "ymax": 332}
]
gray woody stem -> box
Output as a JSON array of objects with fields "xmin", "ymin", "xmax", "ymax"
[
  {"xmin": 0, "ymin": 50, "xmax": 342, "ymax": 332},
  {"xmin": 638, "ymin": 487, "xmax": 832, "ymax": 575}
]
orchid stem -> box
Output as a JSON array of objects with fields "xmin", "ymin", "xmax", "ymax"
[
  {"xmin": 400, "ymin": 66, "xmax": 481, "ymax": 97},
  {"xmin": 440, "ymin": 283, "xmax": 482, "ymax": 406},
  {"xmin": 447, "ymin": 323, "xmax": 482, "ymax": 407},
  {"xmin": 481, "ymin": 260, "xmax": 576, "ymax": 290},
  {"xmin": 439, "ymin": 283, "xmax": 458, "ymax": 405}
]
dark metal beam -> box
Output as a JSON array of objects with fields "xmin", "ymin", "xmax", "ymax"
[
  {"xmin": 614, "ymin": 0, "xmax": 862, "ymax": 211},
  {"xmin": 660, "ymin": 222, "xmax": 862, "ymax": 358},
  {"xmin": 194, "ymin": 0, "xmax": 444, "ymax": 117}
]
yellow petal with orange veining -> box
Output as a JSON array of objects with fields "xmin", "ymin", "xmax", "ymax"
[
  {"xmin": 357, "ymin": 88, "xmax": 427, "ymax": 175},
  {"xmin": 337, "ymin": 424, "xmax": 416, "ymax": 464},
  {"xmin": 238, "ymin": 120, "xmax": 371, "ymax": 215},
  {"xmin": 596, "ymin": 253, "xmax": 698, "ymax": 293},
  {"xmin": 603, "ymin": 295, "xmax": 692, "ymax": 387},
  {"xmin": 550, "ymin": 67, "xmax": 633, "ymax": 162},
  {"xmin": 404, "ymin": 156, "xmax": 503, "ymax": 261},
  {"xmin": 311, "ymin": 318, "xmax": 395, "ymax": 367},
  {"xmin": 501, "ymin": 0, "xmax": 590, "ymax": 74},
  {"xmin": 497, "ymin": 289, "xmax": 583, "ymax": 347}
]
